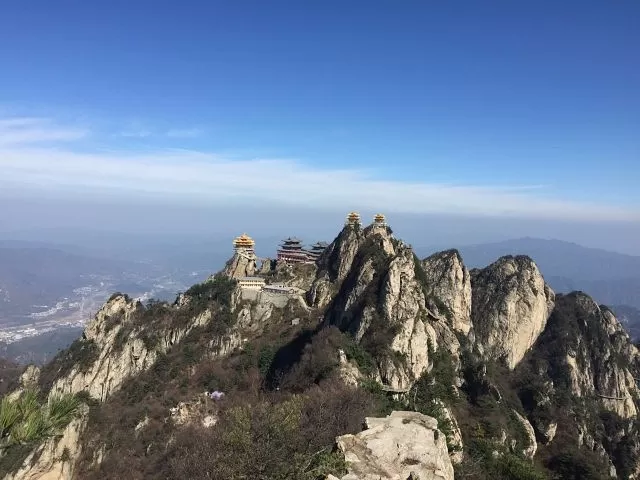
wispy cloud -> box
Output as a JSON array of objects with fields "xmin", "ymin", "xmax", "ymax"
[
  {"xmin": 166, "ymin": 128, "xmax": 204, "ymax": 138},
  {"xmin": 0, "ymin": 116, "xmax": 87, "ymax": 146},
  {"xmin": 0, "ymin": 114, "xmax": 637, "ymax": 222},
  {"xmin": 119, "ymin": 129, "xmax": 153, "ymax": 138}
]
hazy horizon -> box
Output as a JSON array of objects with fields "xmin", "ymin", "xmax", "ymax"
[{"xmin": 2, "ymin": 189, "xmax": 640, "ymax": 258}]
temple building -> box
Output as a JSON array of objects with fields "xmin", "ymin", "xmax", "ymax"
[
  {"xmin": 237, "ymin": 276, "xmax": 266, "ymax": 289},
  {"xmin": 262, "ymin": 283, "xmax": 297, "ymax": 295},
  {"xmin": 277, "ymin": 237, "xmax": 309, "ymax": 263},
  {"xmin": 306, "ymin": 241, "xmax": 328, "ymax": 262},
  {"xmin": 373, "ymin": 213, "xmax": 387, "ymax": 228},
  {"xmin": 346, "ymin": 211, "xmax": 361, "ymax": 226},
  {"xmin": 233, "ymin": 233, "xmax": 255, "ymax": 253}
]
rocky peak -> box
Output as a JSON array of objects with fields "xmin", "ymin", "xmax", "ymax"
[
  {"xmin": 421, "ymin": 249, "xmax": 472, "ymax": 335},
  {"xmin": 85, "ymin": 293, "xmax": 139, "ymax": 340},
  {"xmin": 223, "ymin": 251, "xmax": 257, "ymax": 278},
  {"xmin": 316, "ymin": 227, "xmax": 437, "ymax": 390},
  {"xmin": 471, "ymin": 255, "xmax": 555, "ymax": 369},
  {"xmin": 42, "ymin": 279, "xmax": 242, "ymax": 402},
  {"xmin": 317, "ymin": 224, "xmax": 367, "ymax": 284},
  {"xmin": 329, "ymin": 411, "xmax": 454, "ymax": 480},
  {"xmin": 541, "ymin": 292, "xmax": 640, "ymax": 418}
]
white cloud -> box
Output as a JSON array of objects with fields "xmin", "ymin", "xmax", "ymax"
[
  {"xmin": 119, "ymin": 130, "xmax": 152, "ymax": 138},
  {"xmin": 166, "ymin": 128, "xmax": 204, "ymax": 138},
  {"xmin": 0, "ymin": 117, "xmax": 86, "ymax": 145},
  {"xmin": 0, "ymin": 145, "xmax": 638, "ymax": 223},
  {"xmin": 0, "ymin": 114, "xmax": 637, "ymax": 222}
]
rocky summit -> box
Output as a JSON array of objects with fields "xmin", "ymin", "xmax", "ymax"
[{"xmin": 2, "ymin": 218, "xmax": 640, "ymax": 480}]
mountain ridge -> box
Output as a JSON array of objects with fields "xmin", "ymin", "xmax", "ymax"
[{"xmin": 2, "ymin": 220, "xmax": 640, "ymax": 479}]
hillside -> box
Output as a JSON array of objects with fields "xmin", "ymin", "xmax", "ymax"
[{"xmin": 2, "ymin": 219, "xmax": 640, "ymax": 479}]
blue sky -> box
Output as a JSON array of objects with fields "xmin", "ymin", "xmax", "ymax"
[{"xmin": 0, "ymin": 1, "xmax": 639, "ymax": 222}]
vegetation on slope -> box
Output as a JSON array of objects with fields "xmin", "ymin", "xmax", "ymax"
[{"xmin": 75, "ymin": 325, "xmax": 385, "ymax": 480}]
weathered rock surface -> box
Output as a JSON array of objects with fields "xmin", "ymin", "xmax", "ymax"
[
  {"xmin": 338, "ymin": 349, "xmax": 363, "ymax": 387},
  {"xmin": 258, "ymin": 258, "xmax": 274, "ymax": 275},
  {"xmin": 49, "ymin": 295, "xmax": 212, "ymax": 401},
  {"xmin": 471, "ymin": 255, "xmax": 555, "ymax": 369},
  {"xmin": 422, "ymin": 249, "xmax": 472, "ymax": 335},
  {"xmin": 378, "ymin": 249, "xmax": 435, "ymax": 390},
  {"xmin": 319, "ymin": 226, "xmax": 438, "ymax": 391},
  {"xmin": 223, "ymin": 251, "xmax": 256, "ymax": 279},
  {"xmin": 331, "ymin": 411, "xmax": 454, "ymax": 480},
  {"xmin": 552, "ymin": 293, "xmax": 640, "ymax": 418},
  {"xmin": 512, "ymin": 410, "xmax": 537, "ymax": 459},
  {"xmin": 432, "ymin": 399, "xmax": 463, "ymax": 464}
]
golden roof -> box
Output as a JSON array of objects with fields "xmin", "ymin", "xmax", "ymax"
[
  {"xmin": 233, "ymin": 233, "xmax": 255, "ymax": 247},
  {"xmin": 374, "ymin": 213, "xmax": 386, "ymax": 223},
  {"xmin": 347, "ymin": 211, "xmax": 361, "ymax": 222}
]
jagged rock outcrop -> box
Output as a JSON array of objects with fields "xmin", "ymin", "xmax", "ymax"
[
  {"xmin": 258, "ymin": 258, "xmax": 274, "ymax": 275},
  {"xmin": 543, "ymin": 293, "xmax": 640, "ymax": 418},
  {"xmin": 3, "ymin": 407, "xmax": 88, "ymax": 480},
  {"xmin": 338, "ymin": 349, "xmax": 363, "ymax": 387},
  {"xmin": 378, "ymin": 249, "xmax": 435, "ymax": 390},
  {"xmin": 7, "ymin": 365, "xmax": 40, "ymax": 401},
  {"xmin": 319, "ymin": 225, "xmax": 438, "ymax": 391},
  {"xmin": 512, "ymin": 410, "xmax": 537, "ymax": 459},
  {"xmin": 309, "ymin": 225, "xmax": 366, "ymax": 309},
  {"xmin": 329, "ymin": 411, "xmax": 454, "ymax": 480},
  {"xmin": 432, "ymin": 399, "xmax": 463, "ymax": 464},
  {"xmin": 471, "ymin": 255, "xmax": 555, "ymax": 369},
  {"xmin": 11, "ymin": 218, "xmax": 640, "ymax": 480},
  {"xmin": 223, "ymin": 251, "xmax": 256, "ymax": 278},
  {"xmin": 421, "ymin": 249, "xmax": 472, "ymax": 335}
]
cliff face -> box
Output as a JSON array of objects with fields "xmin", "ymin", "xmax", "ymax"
[
  {"xmin": 471, "ymin": 255, "xmax": 555, "ymax": 369},
  {"xmin": 308, "ymin": 225, "xmax": 366, "ymax": 309},
  {"xmin": 421, "ymin": 249, "xmax": 472, "ymax": 335},
  {"xmin": 524, "ymin": 292, "xmax": 640, "ymax": 419}
]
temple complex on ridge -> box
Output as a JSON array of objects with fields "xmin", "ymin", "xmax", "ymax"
[
  {"xmin": 306, "ymin": 241, "xmax": 328, "ymax": 262},
  {"xmin": 277, "ymin": 238, "xmax": 330, "ymax": 264},
  {"xmin": 277, "ymin": 237, "xmax": 309, "ymax": 263}
]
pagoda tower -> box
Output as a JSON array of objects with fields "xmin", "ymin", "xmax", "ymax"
[
  {"xmin": 345, "ymin": 211, "xmax": 361, "ymax": 226},
  {"xmin": 233, "ymin": 233, "xmax": 256, "ymax": 259},
  {"xmin": 306, "ymin": 241, "xmax": 328, "ymax": 262},
  {"xmin": 277, "ymin": 237, "xmax": 308, "ymax": 263},
  {"xmin": 373, "ymin": 213, "xmax": 387, "ymax": 228}
]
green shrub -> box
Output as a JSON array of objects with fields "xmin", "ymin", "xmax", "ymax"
[
  {"xmin": 0, "ymin": 390, "xmax": 81, "ymax": 449},
  {"xmin": 342, "ymin": 338, "xmax": 375, "ymax": 376}
]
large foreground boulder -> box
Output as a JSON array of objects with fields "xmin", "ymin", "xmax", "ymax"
[{"xmin": 328, "ymin": 411, "xmax": 454, "ymax": 480}]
